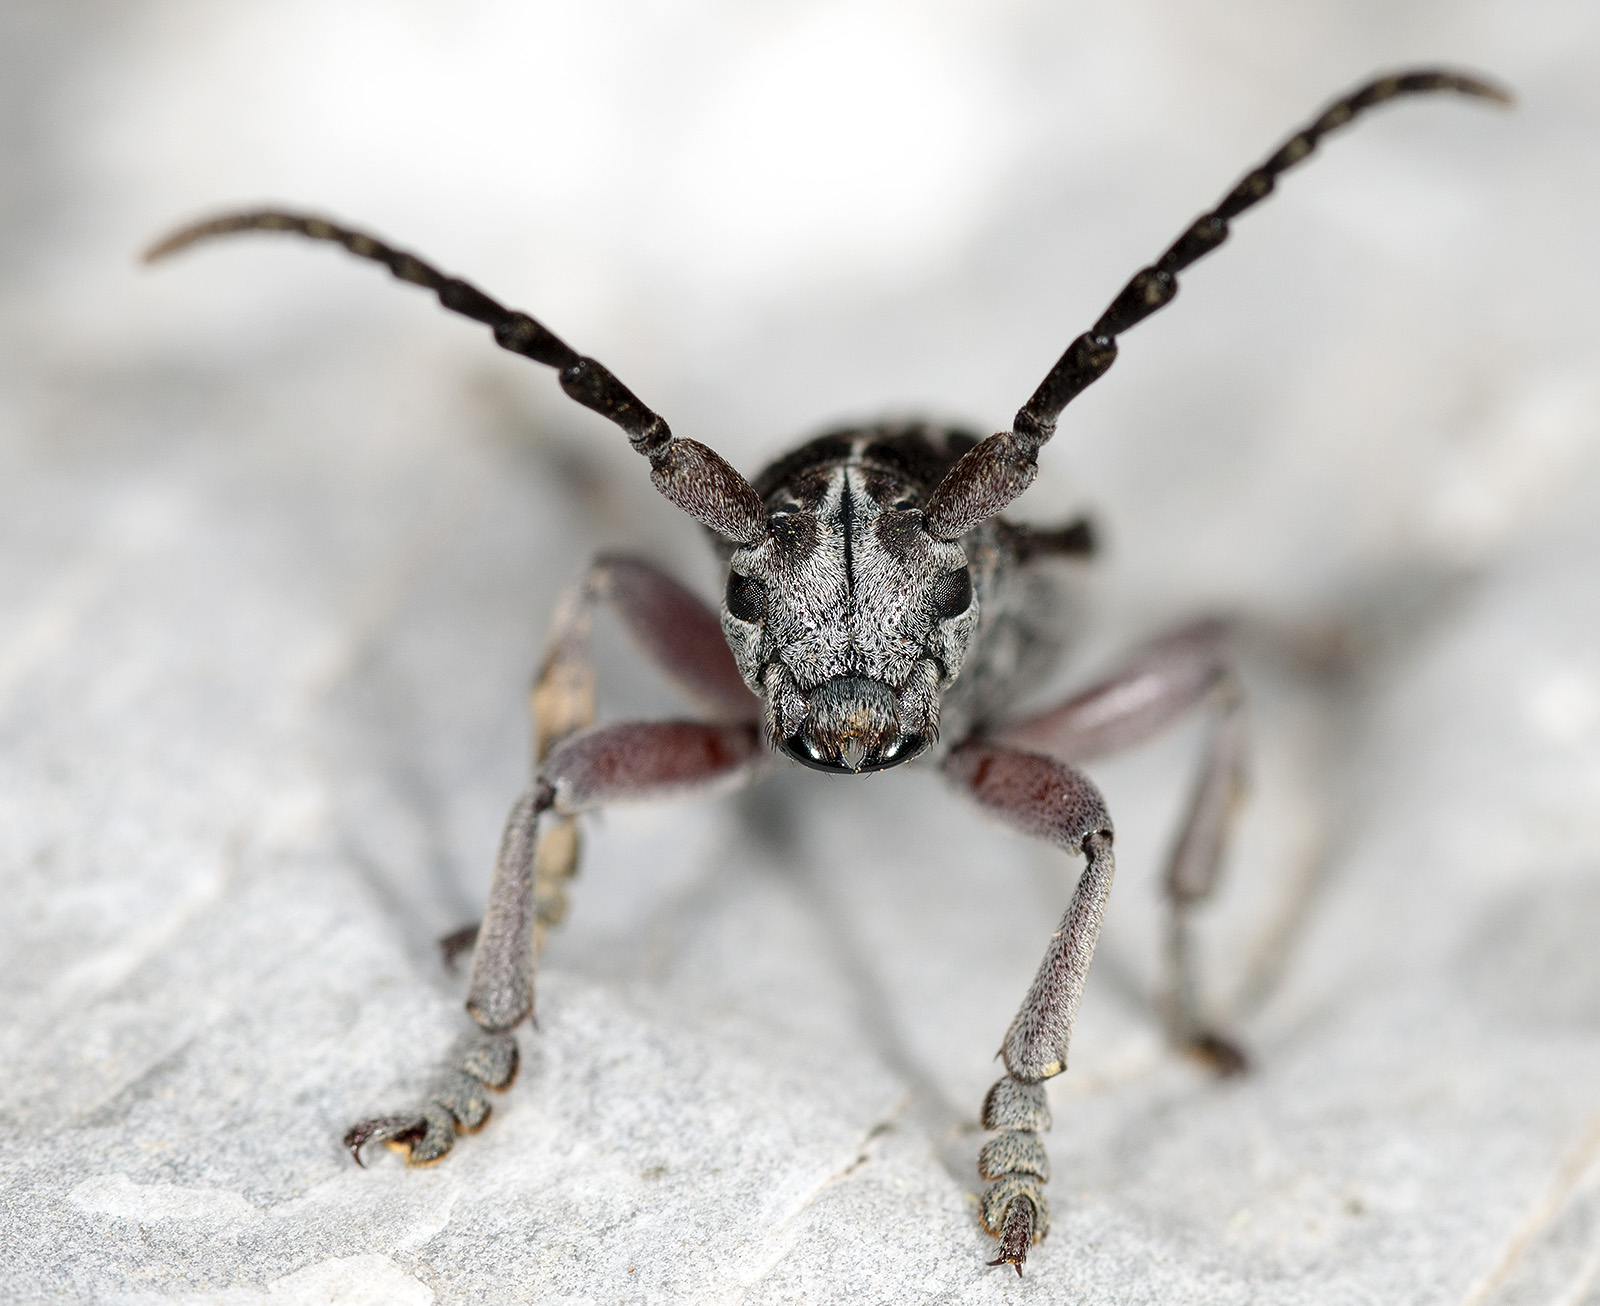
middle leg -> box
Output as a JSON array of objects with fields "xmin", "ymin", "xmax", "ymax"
[{"xmin": 519, "ymin": 552, "xmax": 762, "ymax": 965}]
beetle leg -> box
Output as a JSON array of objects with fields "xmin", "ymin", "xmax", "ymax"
[
  {"xmin": 1162, "ymin": 678, "xmax": 1249, "ymax": 1073},
  {"xmin": 571, "ymin": 553, "xmax": 761, "ymax": 727},
  {"xmin": 995, "ymin": 617, "xmax": 1249, "ymax": 1071},
  {"xmin": 520, "ymin": 553, "xmax": 760, "ymax": 964},
  {"xmin": 530, "ymin": 552, "xmax": 760, "ymax": 763},
  {"xmin": 459, "ymin": 552, "xmax": 758, "ymax": 996},
  {"xmin": 997, "ymin": 514, "xmax": 1097, "ymax": 563},
  {"xmin": 349, "ymin": 719, "xmax": 765, "ymax": 1167},
  {"xmin": 943, "ymin": 743, "xmax": 1116, "ymax": 1274},
  {"xmin": 347, "ymin": 555, "xmax": 763, "ymax": 1168},
  {"xmin": 465, "ymin": 719, "xmax": 767, "ymax": 1037}
]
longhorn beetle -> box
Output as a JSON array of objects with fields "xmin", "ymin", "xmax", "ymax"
[{"xmin": 146, "ymin": 69, "xmax": 1508, "ymax": 1274}]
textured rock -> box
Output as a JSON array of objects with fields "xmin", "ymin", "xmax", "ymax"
[{"xmin": 3, "ymin": 3, "xmax": 1599, "ymax": 1303}]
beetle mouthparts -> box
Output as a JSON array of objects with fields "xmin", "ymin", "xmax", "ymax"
[
  {"xmin": 780, "ymin": 728, "xmax": 929, "ymax": 774},
  {"xmin": 779, "ymin": 676, "xmax": 930, "ymax": 773}
]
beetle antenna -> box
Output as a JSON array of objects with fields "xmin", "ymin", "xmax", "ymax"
[
  {"xmin": 144, "ymin": 210, "xmax": 769, "ymax": 544},
  {"xmin": 923, "ymin": 68, "xmax": 1511, "ymax": 541}
]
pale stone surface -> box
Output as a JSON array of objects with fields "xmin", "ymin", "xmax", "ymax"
[{"xmin": 3, "ymin": 3, "xmax": 1599, "ymax": 1304}]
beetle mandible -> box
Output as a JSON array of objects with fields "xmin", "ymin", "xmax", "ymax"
[{"xmin": 146, "ymin": 67, "xmax": 1508, "ymax": 1274}]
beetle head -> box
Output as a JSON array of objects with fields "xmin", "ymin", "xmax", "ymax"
[{"xmin": 721, "ymin": 462, "xmax": 979, "ymax": 773}]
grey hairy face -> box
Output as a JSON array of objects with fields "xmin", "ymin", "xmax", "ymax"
[{"xmin": 720, "ymin": 460, "xmax": 979, "ymax": 773}]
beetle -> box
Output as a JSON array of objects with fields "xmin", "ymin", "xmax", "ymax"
[{"xmin": 145, "ymin": 68, "xmax": 1507, "ymax": 1274}]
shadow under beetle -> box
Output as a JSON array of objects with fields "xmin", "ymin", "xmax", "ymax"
[{"xmin": 147, "ymin": 68, "xmax": 1507, "ymax": 1274}]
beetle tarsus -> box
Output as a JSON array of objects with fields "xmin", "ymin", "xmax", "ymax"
[
  {"xmin": 437, "ymin": 922, "xmax": 479, "ymax": 973},
  {"xmin": 1188, "ymin": 1030, "xmax": 1250, "ymax": 1078},
  {"xmin": 343, "ymin": 1115, "xmax": 426, "ymax": 1166},
  {"xmin": 987, "ymin": 1198, "xmax": 1037, "ymax": 1275}
]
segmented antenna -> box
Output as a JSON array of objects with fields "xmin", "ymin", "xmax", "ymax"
[
  {"xmin": 144, "ymin": 211, "xmax": 769, "ymax": 544},
  {"xmin": 923, "ymin": 68, "xmax": 1511, "ymax": 542}
]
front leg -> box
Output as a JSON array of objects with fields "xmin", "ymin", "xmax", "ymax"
[
  {"xmin": 346, "ymin": 551, "xmax": 761, "ymax": 1167},
  {"xmin": 998, "ymin": 618, "xmax": 1250, "ymax": 1072},
  {"xmin": 943, "ymin": 744, "xmax": 1116, "ymax": 1274},
  {"xmin": 468, "ymin": 718, "xmax": 768, "ymax": 1039},
  {"xmin": 348, "ymin": 718, "xmax": 765, "ymax": 1164}
]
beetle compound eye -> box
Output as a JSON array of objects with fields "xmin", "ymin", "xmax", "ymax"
[
  {"xmin": 930, "ymin": 568, "xmax": 973, "ymax": 620},
  {"xmin": 725, "ymin": 570, "xmax": 768, "ymax": 623}
]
